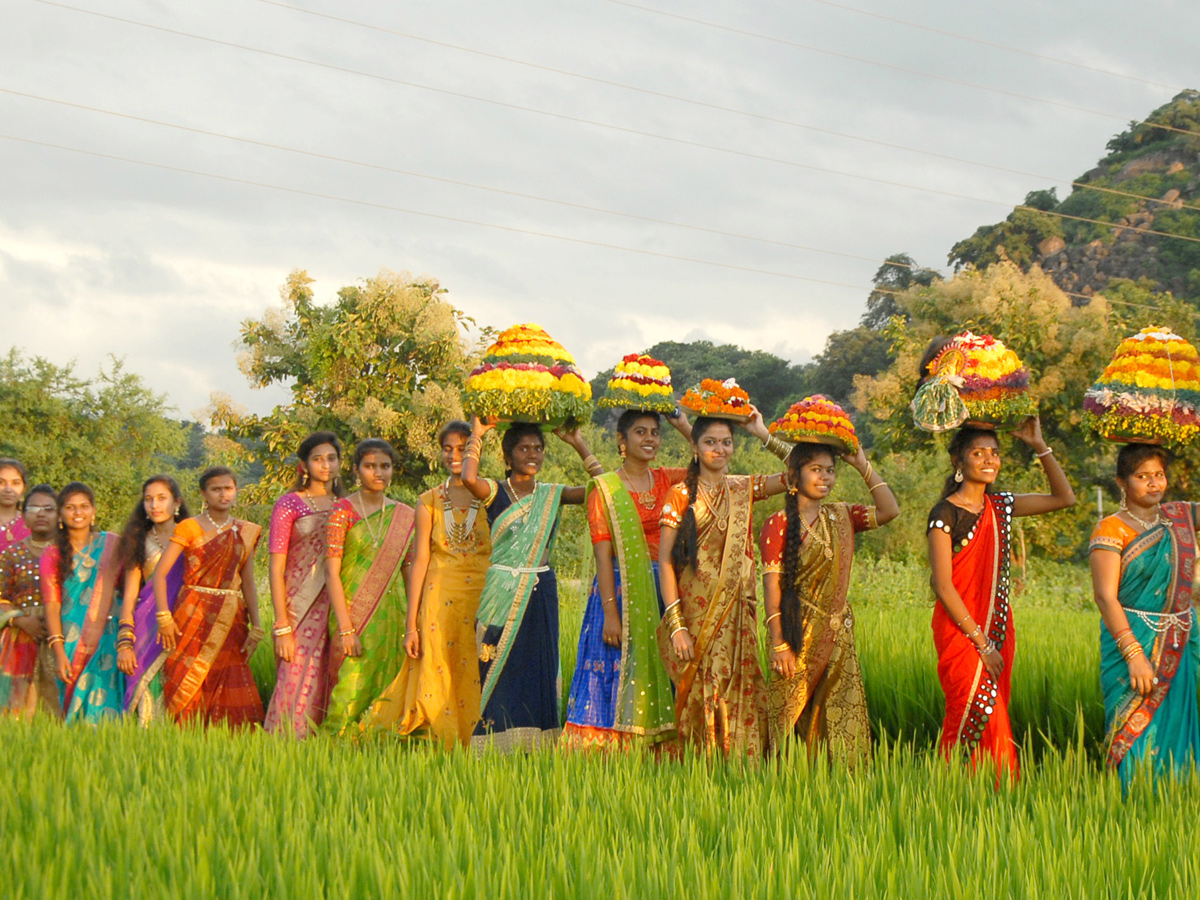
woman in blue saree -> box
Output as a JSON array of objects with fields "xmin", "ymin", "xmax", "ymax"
[
  {"xmin": 42, "ymin": 482, "xmax": 125, "ymax": 724},
  {"xmin": 1090, "ymin": 443, "xmax": 1200, "ymax": 789},
  {"xmin": 461, "ymin": 418, "xmax": 602, "ymax": 752}
]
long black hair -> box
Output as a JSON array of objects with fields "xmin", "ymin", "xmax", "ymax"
[
  {"xmin": 670, "ymin": 416, "xmax": 727, "ymax": 573},
  {"xmin": 291, "ymin": 431, "xmax": 346, "ymax": 497},
  {"xmin": 779, "ymin": 443, "xmax": 837, "ymax": 653},
  {"xmin": 54, "ymin": 482, "xmax": 96, "ymax": 586},
  {"xmin": 941, "ymin": 426, "xmax": 1000, "ymax": 499},
  {"xmin": 118, "ymin": 475, "xmax": 190, "ymax": 571},
  {"xmin": 501, "ymin": 423, "xmax": 545, "ymax": 479}
]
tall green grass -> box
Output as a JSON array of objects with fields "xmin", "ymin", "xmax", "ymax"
[{"xmin": 5, "ymin": 558, "xmax": 1195, "ymax": 898}]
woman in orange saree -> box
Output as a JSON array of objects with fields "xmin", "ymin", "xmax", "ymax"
[
  {"xmin": 154, "ymin": 467, "xmax": 266, "ymax": 727},
  {"xmin": 927, "ymin": 419, "xmax": 1074, "ymax": 777},
  {"xmin": 658, "ymin": 411, "xmax": 786, "ymax": 757}
]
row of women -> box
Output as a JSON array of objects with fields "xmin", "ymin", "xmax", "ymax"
[{"xmin": 0, "ymin": 397, "xmax": 1195, "ymax": 785}]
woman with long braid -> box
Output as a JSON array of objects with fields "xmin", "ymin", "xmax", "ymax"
[
  {"xmin": 759, "ymin": 442, "xmax": 898, "ymax": 762},
  {"xmin": 658, "ymin": 410, "xmax": 787, "ymax": 757}
]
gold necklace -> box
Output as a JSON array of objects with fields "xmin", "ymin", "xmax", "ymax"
[
  {"xmin": 354, "ymin": 494, "xmax": 385, "ymax": 547},
  {"xmin": 697, "ymin": 478, "xmax": 729, "ymax": 532},
  {"xmin": 26, "ymin": 536, "xmax": 50, "ymax": 551},
  {"xmin": 442, "ymin": 480, "xmax": 480, "ymax": 550},
  {"xmin": 1123, "ymin": 506, "xmax": 1164, "ymax": 530},
  {"xmin": 620, "ymin": 464, "xmax": 656, "ymax": 509},
  {"xmin": 799, "ymin": 506, "xmax": 834, "ymax": 560}
]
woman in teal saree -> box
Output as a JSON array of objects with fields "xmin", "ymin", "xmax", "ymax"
[{"xmin": 1090, "ymin": 444, "xmax": 1200, "ymax": 789}]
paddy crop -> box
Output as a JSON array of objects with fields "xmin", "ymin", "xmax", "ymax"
[{"xmin": 4, "ymin": 558, "xmax": 1198, "ymax": 898}]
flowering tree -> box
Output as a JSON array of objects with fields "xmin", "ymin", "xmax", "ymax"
[{"xmin": 210, "ymin": 269, "xmax": 478, "ymax": 503}]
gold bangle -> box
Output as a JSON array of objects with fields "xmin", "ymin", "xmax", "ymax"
[
  {"xmin": 863, "ymin": 462, "xmax": 874, "ymax": 483},
  {"xmin": 765, "ymin": 611, "xmax": 781, "ymax": 625},
  {"xmin": 764, "ymin": 434, "xmax": 793, "ymax": 462},
  {"xmin": 868, "ymin": 481, "xmax": 889, "ymax": 492},
  {"xmin": 669, "ymin": 625, "xmax": 690, "ymax": 639},
  {"xmin": 338, "ymin": 628, "xmax": 356, "ymax": 637},
  {"xmin": 46, "ymin": 634, "xmax": 64, "ymax": 646},
  {"xmin": 772, "ymin": 642, "xmax": 790, "ymax": 653},
  {"xmin": 119, "ymin": 617, "xmax": 135, "ymax": 628}
]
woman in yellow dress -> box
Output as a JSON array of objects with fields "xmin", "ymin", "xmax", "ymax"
[{"xmin": 363, "ymin": 421, "xmax": 495, "ymax": 746}]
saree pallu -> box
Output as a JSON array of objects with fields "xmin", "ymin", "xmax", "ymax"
[
  {"xmin": 0, "ymin": 614, "xmax": 59, "ymax": 718},
  {"xmin": 0, "ymin": 545, "xmax": 59, "ymax": 718},
  {"xmin": 324, "ymin": 503, "xmax": 415, "ymax": 736},
  {"xmin": 766, "ymin": 504, "xmax": 871, "ymax": 764},
  {"xmin": 162, "ymin": 522, "xmax": 263, "ymax": 728},
  {"xmin": 43, "ymin": 533, "xmax": 125, "ymax": 724},
  {"xmin": 1100, "ymin": 502, "xmax": 1200, "ymax": 788},
  {"xmin": 124, "ymin": 556, "xmax": 182, "ymax": 723},
  {"xmin": 473, "ymin": 483, "xmax": 566, "ymax": 753},
  {"xmin": 363, "ymin": 490, "xmax": 486, "ymax": 747},
  {"xmin": 265, "ymin": 505, "xmax": 334, "ymax": 738},
  {"xmin": 931, "ymin": 492, "xmax": 1018, "ymax": 777},
  {"xmin": 563, "ymin": 473, "xmax": 675, "ymax": 750},
  {"xmin": 659, "ymin": 476, "xmax": 768, "ymax": 758}
]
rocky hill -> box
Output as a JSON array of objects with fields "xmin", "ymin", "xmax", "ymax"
[{"xmin": 949, "ymin": 90, "xmax": 1200, "ymax": 302}]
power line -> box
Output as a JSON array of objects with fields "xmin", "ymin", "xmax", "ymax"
[
  {"xmin": 0, "ymin": 86, "xmax": 926, "ymax": 268},
  {"xmin": 599, "ymin": 0, "xmax": 1200, "ymax": 140},
  {"xmin": 806, "ymin": 0, "xmax": 1182, "ymax": 91},
  {"xmin": 0, "ymin": 131, "xmax": 894, "ymax": 290},
  {"xmin": 22, "ymin": 1, "xmax": 1024, "ymax": 210},
  {"xmin": 248, "ymin": 0, "xmax": 1200, "ymax": 217}
]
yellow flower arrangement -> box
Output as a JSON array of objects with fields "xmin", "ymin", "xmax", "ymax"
[
  {"xmin": 769, "ymin": 395, "xmax": 860, "ymax": 454},
  {"xmin": 1083, "ymin": 326, "xmax": 1200, "ymax": 446},
  {"xmin": 599, "ymin": 353, "xmax": 675, "ymax": 413},
  {"xmin": 463, "ymin": 323, "xmax": 593, "ymax": 426},
  {"xmin": 911, "ymin": 331, "xmax": 1036, "ymax": 432}
]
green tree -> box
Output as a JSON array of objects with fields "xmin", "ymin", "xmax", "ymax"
[
  {"xmin": 0, "ymin": 350, "xmax": 187, "ymax": 526},
  {"xmin": 211, "ymin": 269, "xmax": 476, "ymax": 503},
  {"xmin": 949, "ymin": 190, "xmax": 1063, "ymax": 272},
  {"xmin": 862, "ymin": 253, "xmax": 940, "ymax": 331},
  {"xmin": 852, "ymin": 260, "xmax": 1195, "ymax": 558}
]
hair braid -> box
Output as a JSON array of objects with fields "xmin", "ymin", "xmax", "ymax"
[
  {"xmin": 779, "ymin": 488, "xmax": 806, "ymax": 653},
  {"xmin": 671, "ymin": 457, "xmax": 702, "ymax": 573}
]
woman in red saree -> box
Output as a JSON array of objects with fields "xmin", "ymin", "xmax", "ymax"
[
  {"xmin": 154, "ymin": 467, "xmax": 266, "ymax": 727},
  {"xmin": 265, "ymin": 431, "xmax": 344, "ymax": 737},
  {"xmin": 927, "ymin": 418, "xmax": 1074, "ymax": 776}
]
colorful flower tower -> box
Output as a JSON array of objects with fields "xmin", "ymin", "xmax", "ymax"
[
  {"xmin": 599, "ymin": 354, "xmax": 675, "ymax": 413},
  {"xmin": 1083, "ymin": 326, "xmax": 1200, "ymax": 446},
  {"xmin": 911, "ymin": 331, "xmax": 1037, "ymax": 432},
  {"xmin": 463, "ymin": 323, "xmax": 592, "ymax": 426},
  {"xmin": 769, "ymin": 395, "xmax": 860, "ymax": 454},
  {"xmin": 680, "ymin": 378, "xmax": 753, "ymax": 420}
]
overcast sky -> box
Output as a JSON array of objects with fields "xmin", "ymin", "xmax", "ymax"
[{"xmin": 1, "ymin": 0, "xmax": 1192, "ymax": 419}]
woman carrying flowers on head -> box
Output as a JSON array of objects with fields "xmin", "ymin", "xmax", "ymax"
[
  {"xmin": 115, "ymin": 476, "xmax": 189, "ymax": 723},
  {"xmin": 359, "ymin": 424, "xmax": 487, "ymax": 747},
  {"xmin": 562, "ymin": 366, "xmax": 694, "ymax": 749},
  {"xmin": 265, "ymin": 432, "xmax": 346, "ymax": 738},
  {"xmin": 323, "ymin": 439, "xmax": 415, "ymax": 736},
  {"xmin": 462, "ymin": 417, "xmax": 603, "ymax": 752},
  {"xmin": 0, "ymin": 484, "xmax": 60, "ymax": 717},
  {"xmin": 154, "ymin": 467, "xmax": 266, "ymax": 727},
  {"xmin": 658, "ymin": 390, "xmax": 788, "ymax": 758},
  {"xmin": 927, "ymin": 419, "xmax": 1073, "ymax": 777},
  {"xmin": 1089, "ymin": 444, "xmax": 1200, "ymax": 789},
  {"xmin": 43, "ymin": 482, "xmax": 125, "ymax": 724},
  {"xmin": 758, "ymin": 398, "xmax": 899, "ymax": 763}
]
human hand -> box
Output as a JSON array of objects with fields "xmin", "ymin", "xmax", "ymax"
[
  {"xmin": 671, "ymin": 628, "xmax": 694, "ymax": 662},
  {"xmin": 404, "ymin": 630, "xmax": 421, "ymax": 659},
  {"xmin": 602, "ymin": 608, "xmax": 622, "ymax": 647},
  {"xmin": 117, "ymin": 644, "xmax": 137, "ymax": 676},
  {"xmin": 1011, "ymin": 416, "xmax": 1045, "ymax": 450},
  {"xmin": 157, "ymin": 617, "xmax": 181, "ymax": 652},
  {"xmin": 274, "ymin": 631, "xmax": 296, "ymax": 663},
  {"xmin": 770, "ymin": 647, "xmax": 797, "ymax": 679},
  {"xmin": 15, "ymin": 615, "xmax": 46, "ymax": 641},
  {"xmin": 1128, "ymin": 652, "xmax": 1157, "ymax": 696}
]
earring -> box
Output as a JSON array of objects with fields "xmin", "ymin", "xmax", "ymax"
[
  {"xmin": 954, "ymin": 469, "xmax": 963, "ymax": 483},
  {"xmin": 301, "ymin": 471, "xmax": 310, "ymax": 487},
  {"xmin": 200, "ymin": 501, "xmax": 208, "ymax": 515},
  {"xmin": 1119, "ymin": 487, "xmax": 1128, "ymax": 510},
  {"xmin": 618, "ymin": 445, "xmax": 627, "ymax": 461},
  {"xmin": 174, "ymin": 506, "xmax": 181, "ymax": 520}
]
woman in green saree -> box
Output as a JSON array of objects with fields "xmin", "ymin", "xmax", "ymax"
[
  {"xmin": 323, "ymin": 439, "xmax": 415, "ymax": 735},
  {"xmin": 1090, "ymin": 443, "xmax": 1200, "ymax": 789}
]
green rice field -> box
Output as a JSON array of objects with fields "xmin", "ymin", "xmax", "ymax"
[{"xmin": 5, "ymin": 558, "xmax": 1199, "ymax": 899}]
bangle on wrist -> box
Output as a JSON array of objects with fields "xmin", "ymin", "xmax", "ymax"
[
  {"xmin": 771, "ymin": 642, "xmax": 790, "ymax": 653},
  {"xmin": 868, "ymin": 481, "xmax": 889, "ymax": 493},
  {"xmin": 1035, "ymin": 446, "xmax": 1054, "ymax": 458}
]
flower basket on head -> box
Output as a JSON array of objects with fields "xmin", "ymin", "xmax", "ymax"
[
  {"xmin": 598, "ymin": 354, "xmax": 676, "ymax": 413},
  {"xmin": 911, "ymin": 331, "xmax": 1037, "ymax": 432},
  {"xmin": 463, "ymin": 323, "xmax": 592, "ymax": 428},
  {"xmin": 680, "ymin": 378, "xmax": 752, "ymax": 422},
  {"xmin": 1082, "ymin": 326, "xmax": 1200, "ymax": 447},
  {"xmin": 769, "ymin": 395, "xmax": 860, "ymax": 455}
]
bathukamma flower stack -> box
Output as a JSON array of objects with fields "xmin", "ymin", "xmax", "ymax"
[
  {"xmin": 463, "ymin": 323, "xmax": 592, "ymax": 426},
  {"xmin": 598, "ymin": 354, "xmax": 675, "ymax": 413},
  {"xmin": 1082, "ymin": 326, "xmax": 1200, "ymax": 446},
  {"xmin": 911, "ymin": 331, "xmax": 1036, "ymax": 432},
  {"xmin": 680, "ymin": 378, "xmax": 752, "ymax": 420},
  {"xmin": 769, "ymin": 395, "xmax": 860, "ymax": 454}
]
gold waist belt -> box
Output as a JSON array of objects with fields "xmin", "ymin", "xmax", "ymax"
[{"xmin": 186, "ymin": 584, "xmax": 240, "ymax": 597}]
